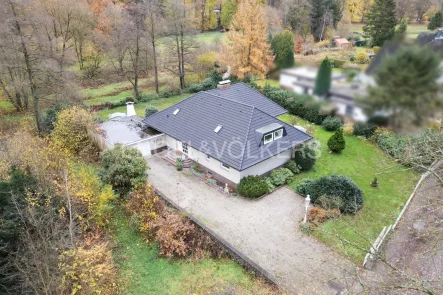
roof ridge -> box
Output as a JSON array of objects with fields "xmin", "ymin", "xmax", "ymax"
[
  {"xmin": 235, "ymin": 82, "xmax": 289, "ymax": 115},
  {"xmin": 202, "ymin": 90, "xmax": 256, "ymax": 109},
  {"xmin": 239, "ymin": 105, "xmax": 255, "ymax": 170}
]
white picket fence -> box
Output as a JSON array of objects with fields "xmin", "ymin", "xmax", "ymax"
[{"xmin": 363, "ymin": 169, "xmax": 431, "ymax": 267}]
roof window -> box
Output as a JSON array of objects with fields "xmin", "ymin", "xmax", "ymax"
[
  {"xmin": 214, "ymin": 125, "xmax": 222, "ymax": 133},
  {"xmin": 173, "ymin": 109, "xmax": 180, "ymax": 115}
]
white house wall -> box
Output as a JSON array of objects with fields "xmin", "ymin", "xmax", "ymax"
[
  {"xmin": 127, "ymin": 140, "xmax": 152, "ymax": 156},
  {"xmin": 239, "ymin": 149, "xmax": 292, "ymax": 179},
  {"xmin": 280, "ymin": 74, "xmax": 298, "ymax": 90}
]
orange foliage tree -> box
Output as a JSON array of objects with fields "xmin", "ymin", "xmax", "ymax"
[
  {"xmin": 294, "ymin": 35, "xmax": 304, "ymax": 54},
  {"xmin": 220, "ymin": 0, "xmax": 274, "ymax": 79}
]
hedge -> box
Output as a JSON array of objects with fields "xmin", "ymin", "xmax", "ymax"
[
  {"xmin": 296, "ymin": 175, "xmax": 364, "ymax": 214},
  {"xmin": 353, "ymin": 122, "xmax": 376, "ymax": 138},
  {"xmin": 237, "ymin": 176, "xmax": 269, "ymax": 199}
]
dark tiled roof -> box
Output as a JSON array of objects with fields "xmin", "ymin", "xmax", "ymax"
[
  {"xmin": 205, "ymin": 83, "xmax": 287, "ymax": 117},
  {"xmin": 143, "ymin": 85, "xmax": 312, "ymax": 171}
]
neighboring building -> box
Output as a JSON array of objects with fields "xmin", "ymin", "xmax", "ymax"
[
  {"xmin": 95, "ymin": 103, "xmax": 166, "ymax": 156},
  {"xmin": 280, "ymin": 66, "xmax": 367, "ymax": 121},
  {"xmin": 334, "ymin": 38, "xmax": 352, "ymax": 49},
  {"xmin": 142, "ymin": 82, "xmax": 312, "ymax": 187},
  {"xmin": 280, "ymin": 67, "xmax": 347, "ymax": 94}
]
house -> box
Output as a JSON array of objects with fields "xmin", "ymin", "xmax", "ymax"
[
  {"xmin": 334, "ymin": 38, "xmax": 352, "ymax": 50},
  {"xmin": 95, "ymin": 102, "xmax": 166, "ymax": 156},
  {"xmin": 279, "ymin": 66, "xmax": 347, "ymax": 94},
  {"xmin": 280, "ymin": 67, "xmax": 367, "ymax": 121},
  {"xmin": 142, "ymin": 82, "xmax": 312, "ymax": 187}
]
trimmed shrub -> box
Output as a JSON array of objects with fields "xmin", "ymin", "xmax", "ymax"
[
  {"xmin": 264, "ymin": 177, "xmax": 275, "ymax": 193},
  {"xmin": 269, "ymin": 168, "xmax": 294, "ymax": 186},
  {"xmin": 125, "ymin": 97, "xmax": 137, "ymax": 103},
  {"xmin": 293, "ymin": 142, "xmax": 318, "ymax": 171},
  {"xmin": 355, "ymin": 52, "xmax": 369, "ymax": 64},
  {"xmin": 322, "ymin": 116, "xmax": 342, "ymax": 131},
  {"xmin": 262, "ymin": 84, "xmax": 294, "ymax": 108},
  {"xmin": 315, "ymin": 57, "xmax": 332, "ymax": 95},
  {"xmin": 99, "ymin": 144, "xmax": 149, "ymax": 195},
  {"xmin": 287, "ymin": 98, "xmax": 327, "ymax": 125},
  {"xmin": 145, "ymin": 105, "xmax": 159, "ymax": 117},
  {"xmin": 353, "ymin": 122, "xmax": 376, "ymax": 138},
  {"xmin": 284, "ymin": 160, "xmax": 301, "ymax": 174},
  {"xmin": 296, "ymin": 175, "xmax": 364, "ymax": 214},
  {"xmin": 327, "ymin": 128, "xmax": 346, "ymax": 153},
  {"xmin": 237, "ymin": 175, "xmax": 269, "ymax": 199}
]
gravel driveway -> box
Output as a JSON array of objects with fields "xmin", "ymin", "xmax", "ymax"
[{"xmin": 146, "ymin": 154, "xmax": 357, "ymax": 294}]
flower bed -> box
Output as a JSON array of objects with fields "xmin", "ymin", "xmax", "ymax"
[{"xmin": 190, "ymin": 165, "xmax": 235, "ymax": 196}]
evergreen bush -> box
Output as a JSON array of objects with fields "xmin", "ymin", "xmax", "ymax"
[
  {"xmin": 322, "ymin": 116, "xmax": 342, "ymax": 131},
  {"xmin": 269, "ymin": 168, "xmax": 294, "ymax": 186},
  {"xmin": 353, "ymin": 122, "xmax": 376, "ymax": 138},
  {"xmin": 296, "ymin": 175, "xmax": 364, "ymax": 214},
  {"xmin": 314, "ymin": 57, "xmax": 332, "ymax": 95},
  {"xmin": 237, "ymin": 176, "xmax": 269, "ymax": 199},
  {"xmin": 145, "ymin": 105, "xmax": 159, "ymax": 117},
  {"xmin": 293, "ymin": 143, "xmax": 318, "ymax": 171},
  {"xmin": 327, "ymin": 128, "xmax": 346, "ymax": 153},
  {"xmin": 284, "ymin": 160, "xmax": 301, "ymax": 174}
]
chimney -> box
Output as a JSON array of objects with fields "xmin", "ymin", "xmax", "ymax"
[
  {"xmin": 217, "ymin": 80, "xmax": 231, "ymax": 89},
  {"xmin": 126, "ymin": 102, "xmax": 136, "ymax": 117}
]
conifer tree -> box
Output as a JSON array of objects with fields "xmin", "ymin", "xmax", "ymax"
[
  {"xmin": 363, "ymin": 0, "xmax": 397, "ymax": 46},
  {"xmin": 327, "ymin": 128, "xmax": 345, "ymax": 153},
  {"xmin": 314, "ymin": 57, "xmax": 331, "ymax": 96},
  {"xmin": 271, "ymin": 31, "xmax": 295, "ymax": 69},
  {"xmin": 428, "ymin": 12, "xmax": 443, "ymax": 31},
  {"xmin": 221, "ymin": 0, "xmax": 274, "ymax": 78}
]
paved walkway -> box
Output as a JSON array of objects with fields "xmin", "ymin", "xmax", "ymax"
[{"xmin": 147, "ymin": 154, "xmax": 356, "ymax": 294}]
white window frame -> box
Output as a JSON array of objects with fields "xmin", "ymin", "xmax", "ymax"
[
  {"xmin": 263, "ymin": 133, "xmax": 274, "ymax": 144},
  {"xmin": 274, "ymin": 129, "xmax": 283, "ymax": 140},
  {"xmin": 182, "ymin": 142, "xmax": 188, "ymax": 154},
  {"xmin": 221, "ymin": 162, "xmax": 230, "ymax": 170}
]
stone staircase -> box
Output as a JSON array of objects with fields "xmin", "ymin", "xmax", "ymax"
[{"xmin": 162, "ymin": 150, "xmax": 193, "ymax": 168}]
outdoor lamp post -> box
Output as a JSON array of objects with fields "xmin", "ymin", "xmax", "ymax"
[{"xmin": 303, "ymin": 195, "xmax": 311, "ymax": 224}]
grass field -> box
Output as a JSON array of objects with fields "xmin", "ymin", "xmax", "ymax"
[
  {"xmin": 278, "ymin": 114, "xmax": 420, "ymax": 263},
  {"xmin": 349, "ymin": 22, "xmax": 428, "ymax": 39},
  {"xmin": 112, "ymin": 209, "xmax": 274, "ymax": 295}
]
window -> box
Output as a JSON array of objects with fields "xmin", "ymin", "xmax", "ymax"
[
  {"xmin": 206, "ymin": 154, "xmax": 211, "ymax": 161},
  {"xmin": 214, "ymin": 125, "xmax": 222, "ymax": 133},
  {"xmin": 182, "ymin": 142, "xmax": 188, "ymax": 154},
  {"xmin": 173, "ymin": 108, "xmax": 180, "ymax": 115},
  {"xmin": 274, "ymin": 129, "xmax": 283, "ymax": 140},
  {"xmin": 264, "ymin": 133, "xmax": 273, "ymax": 144},
  {"xmin": 221, "ymin": 163, "xmax": 230, "ymax": 170}
]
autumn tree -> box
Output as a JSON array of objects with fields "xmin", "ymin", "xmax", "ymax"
[
  {"xmin": 109, "ymin": 3, "xmax": 149, "ymax": 100},
  {"xmin": 363, "ymin": 0, "xmax": 397, "ymax": 46},
  {"xmin": 220, "ymin": 0, "xmax": 274, "ymax": 79},
  {"xmin": 294, "ymin": 35, "xmax": 304, "ymax": 54},
  {"xmin": 163, "ymin": 0, "xmax": 198, "ymax": 88}
]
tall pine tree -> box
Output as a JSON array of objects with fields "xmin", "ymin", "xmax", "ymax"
[
  {"xmin": 314, "ymin": 57, "xmax": 331, "ymax": 96},
  {"xmin": 310, "ymin": 0, "xmax": 343, "ymax": 42},
  {"xmin": 363, "ymin": 0, "xmax": 397, "ymax": 46},
  {"xmin": 221, "ymin": 0, "xmax": 274, "ymax": 78}
]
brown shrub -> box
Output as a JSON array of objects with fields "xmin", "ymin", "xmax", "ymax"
[
  {"xmin": 126, "ymin": 183, "xmax": 164, "ymax": 241},
  {"xmin": 307, "ymin": 207, "xmax": 340, "ymax": 227},
  {"xmin": 156, "ymin": 211, "xmax": 195, "ymax": 258}
]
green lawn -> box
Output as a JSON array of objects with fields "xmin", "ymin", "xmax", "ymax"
[
  {"xmin": 255, "ymin": 79, "xmax": 280, "ymax": 88},
  {"xmin": 112, "ymin": 210, "xmax": 270, "ymax": 294},
  {"xmin": 279, "ymin": 114, "xmax": 420, "ymax": 263},
  {"xmin": 97, "ymin": 93, "xmax": 191, "ymax": 121},
  {"xmin": 349, "ymin": 22, "xmax": 427, "ymax": 40},
  {"xmin": 194, "ymin": 31, "xmax": 226, "ymax": 44}
]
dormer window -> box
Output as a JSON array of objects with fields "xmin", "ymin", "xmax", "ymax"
[
  {"xmin": 264, "ymin": 133, "xmax": 273, "ymax": 144},
  {"xmin": 173, "ymin": 108, "xmax": 180, "ymax": 115},
  {"xmin": 274, "ymin": 129, "xmax": 283, "ymax": 140}
]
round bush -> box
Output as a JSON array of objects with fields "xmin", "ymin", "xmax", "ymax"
[
  {"xmin": 99, "ymin": 144, "xmax": 149, "ymax": 195},
  {"xmin": 322, "ymin": 116, "xmax": 342, "ymax": 131},
  {"xmin": 269, "ymin": 168, "xmax": 294, "ymax": 186},
  {"xmin": 145, "ymin": 105, "xmax": 159, "ymax": 117},
  {"xmin": 293, "ymin": 142, "xmax": 318, "ymax": 171},
  {"xmin": 237, "ymin": 176, "xmax": 269, "ymax": 199},
  {"xmin": 297, "ymin": 175, "xmax": 364, "ymax": 214},
  {"xmin": 353, "ymin": 122, "xmax": 376, "ymax": 138},
  {"xmin": 284, "ymin": 160, "xmax": 301, "ymax": 174},
  {"xmin": 327, "ymin": 128, "xmax": 346, "ymax": 153},
  {"xmin": 355, "ymin": 52, "xmax": 369, "ymax": 64}
]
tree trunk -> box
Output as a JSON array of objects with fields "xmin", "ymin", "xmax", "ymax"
[
  {"xmin": 9, "ymin": 0, "xmax": 42, "ymax": 134},
  {"xmin": 150, "ymin": 16, "xmax": 159, "ymax": 94}
]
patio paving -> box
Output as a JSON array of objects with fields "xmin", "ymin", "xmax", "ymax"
[{"xmin": 146, "ymin": 154, "xmax": 359, "ymax": 294}]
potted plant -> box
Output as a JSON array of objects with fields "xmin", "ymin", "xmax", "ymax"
[
  {"xmin": 176, "ymin": 158, "xmax": 184, "ymax": 171},
  {"xmin": 371, "ymin": 177, "xmax": 378, "ymax": 188}
]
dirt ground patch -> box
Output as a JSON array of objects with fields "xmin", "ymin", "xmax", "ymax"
[{"xmin": 374, "ymin": 163, "xmax": 443, "ymax": 294}]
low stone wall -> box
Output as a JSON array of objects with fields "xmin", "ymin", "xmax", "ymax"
[{"xmin": 152, "ymin": 186, "xmax": 281, "ymax": 288}]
